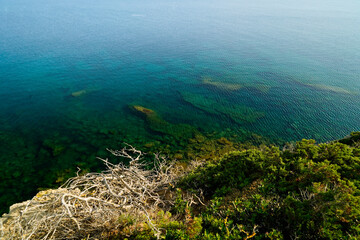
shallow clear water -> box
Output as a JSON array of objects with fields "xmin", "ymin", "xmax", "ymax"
[{"xmin": 0, "ymin": 0, "xmax": 360, "ymax": 212}]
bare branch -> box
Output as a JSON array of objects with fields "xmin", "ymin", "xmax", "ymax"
[{"xmin": 0, "ymin": 146, "xmax": 204, "ymax": 240}]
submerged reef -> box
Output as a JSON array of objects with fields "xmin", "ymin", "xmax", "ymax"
[
  {"xmin": 257, "ymin": 71, "xmax": 353, "ymax": 95},
  {"xmin": 130, "ymin": 104, "xmax": 267, "ymax": 162},
  {"xmin": 180, "ymin": 91, "xmax": 265, "ymax": 124},
  {"xmin": 71, "ymin": 89, "xmax": 88, "ymax": 97},
  {"xmin": 70, "ymin": 88, "xmax": 99, "ymax": 98},
  {"xmin": 130, "ymin": 104, "xmax": 197, "ymax": 140},
  {"xmin": 303, "ymin": 83, "xmax": 353, "ymax": 94},
  {"xmin": 201, "ymin": 76, "xmax": 271, "ymax": 94},
  {"xmin": 201, "ymin": 77, "xmax": 242, "ymax": 91}
]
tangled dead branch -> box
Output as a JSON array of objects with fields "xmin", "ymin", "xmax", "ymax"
[{"xmin": 1, "ymin": 144, "xmax": 203, "ymax": 240}]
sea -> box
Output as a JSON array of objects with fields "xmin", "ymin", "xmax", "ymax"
[{"xmin": 0, "ymin": 0, "xmax": 359, "ymax": 213}]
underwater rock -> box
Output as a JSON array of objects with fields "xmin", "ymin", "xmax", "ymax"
[
  {"xmin": 130, "ymin": 105, "xmax": 197, "ymax": 140},
  {"xmin": 257, "ymin": 71, "xmax": 353, "ymax": 94},
  {"xmin": 180, "ymin": 92, "xmax": 265, "ymax": 124},
  {"xmin": 71, "ymin": 89, "xmax": 87, "ymax": 97},
  {"xmin": 132, "ymin": 105, "xmax": 156, "ymax": 117},
  {"xmin": 304, "ymin": 84, "xmax": 352, "ymax": 94},
  {"xmin": 201, "ymin": 77, "xmax": 242, "ymax": 91},
  {"xmin": 202, "ymin": 76, "xmax": 272, "ymax": 93}
]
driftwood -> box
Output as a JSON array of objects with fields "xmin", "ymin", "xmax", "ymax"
[{"xmin": 0, "ymin": 145, "xmax": 203, "ymax": 240}]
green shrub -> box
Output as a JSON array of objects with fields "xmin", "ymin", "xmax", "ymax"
[
  {"xmin": 109, "ymin": 133, "xmax": 360, "ymax": 239},
  {"xmin": 177, "ymin": 133, "xmax": 360, "ymax": 239}
]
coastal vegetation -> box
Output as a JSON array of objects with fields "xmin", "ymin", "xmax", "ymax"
[
  {"xmin": 179, "ymin": 132, "xmax": 360, "ymax": 239},
  {"xmin": 1, "ymin": 132, "xmax": 359, "ymax": 239}
]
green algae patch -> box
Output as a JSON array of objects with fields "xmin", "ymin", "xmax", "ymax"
[
  {"xmin": 201, "ymin": 77, "xmax": 242, "ymax": 91},
  {"xmin": 130, "ymin": 105, "xmax": 197, "ymax": 140},
  {"xmin": 180, "ymin": 92, "xmax": 265, "ymax": 124}
]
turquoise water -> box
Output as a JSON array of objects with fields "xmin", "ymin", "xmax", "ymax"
[{"xmin": 1, "ymin": 0, "xmax": 360, "ymax": 213}]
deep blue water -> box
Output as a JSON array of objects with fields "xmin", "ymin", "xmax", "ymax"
[{"xmin": 0, "ymin": 0, "xmax": 360, "ymax": 213}]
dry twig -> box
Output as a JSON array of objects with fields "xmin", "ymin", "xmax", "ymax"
[{"xmin": 0, "ymin": 145, "xmax": 203, "ymax": 240}]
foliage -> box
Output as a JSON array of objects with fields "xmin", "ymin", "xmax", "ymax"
[
  {"xmin": 3, "ymin": 132, "xmax": 360, "ymax": 239},
  {"xmin": 178, "ymin": 132, "xmax": 360, "ymax": 239},
  {"xmin": 113, "ymin": 132, "xmax": 360, "ymax": 239}
]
